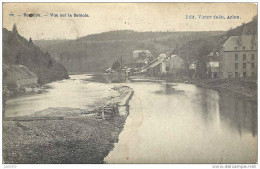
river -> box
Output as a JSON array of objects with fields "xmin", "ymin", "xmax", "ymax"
[
  {"xmin": 105, "ymin": 82, "xmax": 257, "ymax": 163},
  {"xmin": 5, "ymin": 74, "xmax": 117, "ymax": 117},
  {"xmin": 5, "ymin": 74, "xmax": 257, "ymax": 163}
]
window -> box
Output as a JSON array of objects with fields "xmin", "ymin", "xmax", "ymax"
[
  {"xmin": 235, "ymin": 63, "xmax": 238, "ymax": 69},
  {"xmin": 242, "ymin": 46, "xmax": 245, "ymax": 50},
  {"xmin": 243, "ymin": 54, "xmax": 246, "ymax": 60},
  {"xmin": 251, "ymin": 54, "xmax": 255, "ymax": 60},
  {"xmin": 235, "ymin": 72, "xmax": 238, "ymax": 77},
  {"xmin": 251, "ymin": 46, "xmax": 254, "ymax": 49},
  {"xmin": 234, "ymin": 47, "xmax": 237, "ymax": 50},
  {"xmin": 252, "ymin": 72, "xmax": 255, "ymax": 76},
  {"xmin": 251, "ymin": 63, "xmax": 254, "ymax": 69},
  {"xmin": 235, "ymin": 54, "xmax": 238, "ymax": 61},
  {"xmin": 243, "ymin": 72, "xmax": 247, "ymax": 77},
  {"xmin": 228, "ymin": 72, "xmax": 233, "ymax": 79},
  {"xmin": 243, "ymin": 63, "xmax": 247, "ymax": 69}
]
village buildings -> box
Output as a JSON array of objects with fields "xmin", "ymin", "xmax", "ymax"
[
  {"xmin": 128, "ymin": 35, "xmax": 257, "ymax": 80},
  {"xmin": 206, "ymin": 51, "xmax": 220, "ymax": 79},
  {"xmin": 146, "ymin": 53, "xmax": 184, "ymax": 77},
  {"xmin": 207, "ymin": 62, "xmax": 219, "ymax": 79},
  {"xmin": 188, "ymin": 61, "xmax": 197, "ymax": 78},
  {"xmin": 161, "ymin": 55, "xmax": 185, "ymax": 76},
  {"xmin": 188, "ymin": 35, "xmax": 257, "ymax": 79},
  {"xmin": 219, "ymin": 35, "xmax": 257, "ymax": 78}
]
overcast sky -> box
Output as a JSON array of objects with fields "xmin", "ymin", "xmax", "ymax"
[{"xmin": 3, "ymin": 3, "xmax": 257, "ymax": 40}]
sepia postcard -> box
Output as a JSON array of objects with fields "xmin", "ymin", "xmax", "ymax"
[{"xmin": 1, "ymin": 1, "xmax": 258, "ymax": 167}]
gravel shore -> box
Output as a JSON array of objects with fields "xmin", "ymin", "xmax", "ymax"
[{"xmin": 3, "ymin": 85, "xmax": 134, "ymax": 164}]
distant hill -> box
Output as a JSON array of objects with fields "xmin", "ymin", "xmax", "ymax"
[
  {"xmin": 34, "ymin": 16, "xmax": 257, "ymax": 74},
  {"xmin": 3, "ymin": 27, "xmax": 69, "ymax": 84},
  {"xmin": 34, "ymin": 31, "xmax": 224, "ymax": 72}
]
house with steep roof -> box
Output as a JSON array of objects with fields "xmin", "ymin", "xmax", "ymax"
[
  {"xmin": 161, "ymin": 55, "xmax": 185, "ymax": 76},
  {"xmin": 146, "ymin": 54, "xmax": 184, "ymax": 77},
  {"xmin": 219, "ymin": 35, "xmax": 257, "ymax": 78}
]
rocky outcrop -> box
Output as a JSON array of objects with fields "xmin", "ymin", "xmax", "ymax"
[
  {"xmin": 3, "ymin": 64, "xmax": 38, "ymax": 87},
  {"xmin": 3, "ymin": 27, "xmax": 69, "ymax": 85}
]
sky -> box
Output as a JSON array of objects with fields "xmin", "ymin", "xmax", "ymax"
[{"xmin": 3, "ymin": 3, "xmax": 257, "ymax": 40}]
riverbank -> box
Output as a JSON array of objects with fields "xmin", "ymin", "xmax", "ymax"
[
  {"xmin": 130, "ymin": 75, "xmax": 257, "ymax": 100},
  {"xmin": 188, "ymin": 78, "xmax": 257, "ymax": 100},
  {"xmin": 3, "ymin": 85, "xmax": 134, "ymax": 164}
]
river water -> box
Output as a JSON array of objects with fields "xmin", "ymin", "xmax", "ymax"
[
  {"xmin": 5, "ymin": 74, "xmax": 257, "ymax": 163},
  {"xmin": 105, "ymin": 82, "xmax": 257, "ymax": 163},
  {"xmin": 5, "ymin": 74, "xmax": 117, "ymax": 117}
]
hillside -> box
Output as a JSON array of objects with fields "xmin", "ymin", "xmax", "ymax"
[
  {"xmin": 34, "ymin": 31, "xmax": 224, "ymax": 72},
  {"xmin": 3, "ymin": 27, "xmax": 69, "ymax": 84},
  {"xmin": 176, "ymin": 16, "xmax": 258, "ymax": 65}
]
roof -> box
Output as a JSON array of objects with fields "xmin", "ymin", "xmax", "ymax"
[
  {"xmin": 149, "ymin": 58, "xmax": 163, "ymax": 68},
  {"xmin": 159, "ymin": 53, "xmax": 167, "ymax": 59},
  {"xmin": 170, "ymin": 55, "xmax": 183, "ymax": 60},
  {"xmin": 190, "ymin": 60, "xmax": 198, "ymax": 65},
  {"xmin": 222, "ymin": 35, "xmax": 257, "ymax": 51},
  {"xmin": 106, "ymin": 68, "xmax": 113, "ymax": 71},
  {"xmin": 133, "ymin": 50, "xmax": 151, "ymax": 54},
  {"xmin": 207, "ymin": 62, "xmax": 219, "ymax": 68},
  {"xmin": 161, "ymin": 49, "xmax": 175, "ymax": 57},
  {"xmin": 140, "ymin": 57, "xmax": 163, "ymax": 72},
  {"xmin": 3, "ymin": 64, "xmax": 37, "ymax": 83}
]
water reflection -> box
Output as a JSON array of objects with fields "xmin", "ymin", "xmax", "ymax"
[
  {"xmin": 218, "ymin": 91, "xmax": 257, "ymax": 137},
  {"xmin": 154, "ymin": 83, "xmax": 185, "ymax": 95},
  {"xmin": 105, "ymin": 82, "xmax": 257, "ymax": 163},
  {"xmin": 175, "ymin": 84, "xmax": 257, "ymax": 138}
]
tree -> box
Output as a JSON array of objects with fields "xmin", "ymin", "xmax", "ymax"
[
  {"xmin": 175, "ymin": 43, "xmax": 179, "ymax": 51},
  {"xmin": 15, "ymin": 52, "xmax": 22, "ymax": 64},
  {"xmin": 48, "ymin": 59, "xmax": 53, "ymax": 68},
  {"xmin": 12, "ymin": 23, "xmax": 18, "ymax": 34},
  {"xmin": 29, "ymin": 37, "xmax": 33, "ymax": 45},
  {"xmin": 45, "ymin": 52, "xmax": 50, "ymax": 57},
  {"xmin": 112, "ymin": 60, "xmax": 121, "ymax": 70}
]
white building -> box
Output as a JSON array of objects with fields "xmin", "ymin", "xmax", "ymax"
[
  {"xmin": 207, "ymin": 62, "xmax": 219, "ymax": 79},
  {"xmin": 161, "ymin": 55, "xmax": 185, "ymax": 76}
]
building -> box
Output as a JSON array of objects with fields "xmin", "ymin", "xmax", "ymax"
[
  {"xmin": 205, "ymin": 51, "xmax": 220, "ymax": 79},
  {"xmin": 207, "ymin": 51, "xmax": 219, "ymax": 62},
  {"xmin": 3, "ymin": 64, "xmax": 38, "ymax": 88},
  {"xmin": 219, "ymin": 35, "xmax": 257, "ymax": 78},
  {"xmin": 161, "ymin": 55, "xmax": 185, "ymax": 76},
  {"xmin": 189, "ymin": 60, "xmax": 198, "ymax": 78},
  {"xmin": 189, "ymin": 61, "xmax": 197, "ymax": 70},
  {"xmin": 146, "ymin": 54, "xmax": 165, "ymax": 76},
  {"xmin": 207, "ymin": 62, "xmax": 219, "ymax": 79},
  {"xmin": 147, "ymin": 54, "xmax": 184, "ymax": 77}
]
